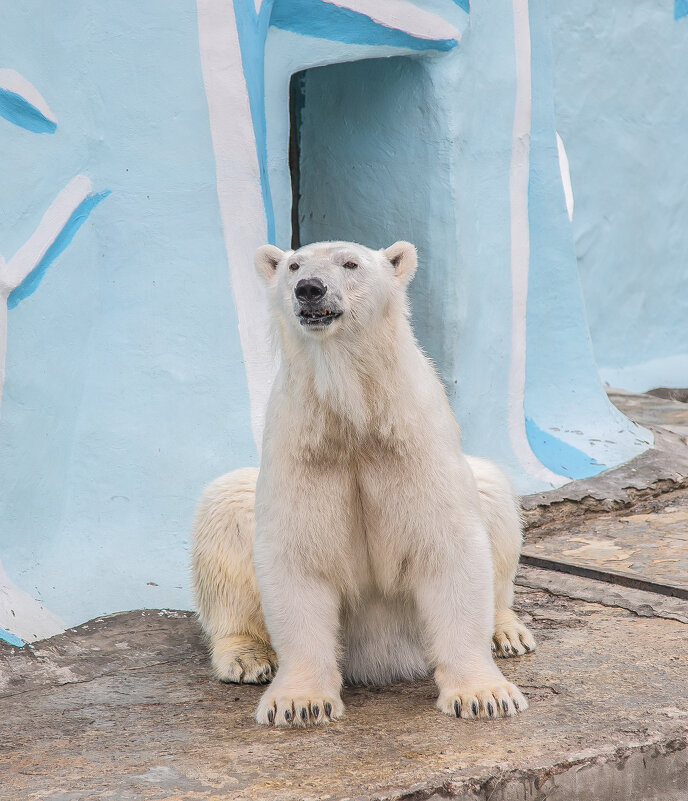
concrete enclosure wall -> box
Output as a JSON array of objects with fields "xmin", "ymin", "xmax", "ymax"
[
  {"xmin": 2, "ymin": 0, "xmax": 681, "ymax": 644},
  {"xmin": 550, "ymin": 0, "xmax": 688, "ymax": 392}
]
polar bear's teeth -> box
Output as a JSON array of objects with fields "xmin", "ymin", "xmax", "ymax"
[{"xmin": 298, "ymin": 308, "xmax": 342, "ymax": 326}]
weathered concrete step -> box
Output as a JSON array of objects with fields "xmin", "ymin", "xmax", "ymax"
[
  {"xmin": 522, "ymin": 426, "xmax": 688, "ymax": 531},
  {"xmin": 522, "ymin": 389, "xmax": 688, "ymax": 532},
  {"xmin": 522, "ymin": 491, "xmax": 688, "ymax": 600},
  {"xmin": 2, "ymin": 592, "xmax": 687, "ymax": 801}
]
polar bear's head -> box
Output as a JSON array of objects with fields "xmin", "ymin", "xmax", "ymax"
[{"xmin": 254, "ymin": 240, "xmax": 417, "ymax": 340}]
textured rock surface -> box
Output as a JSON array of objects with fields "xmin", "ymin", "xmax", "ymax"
[
  {"xmin": 522, "ymin": 486, "xmax": 688, "ymax": 600},
  {"xmin": 522, "ymin": 426, "xmax": 688, "ymax": 530},
  {"xmin": 522, "ymin": 390, "xmax": 688, "ymax": 531},
  {"xmin": 2, "ymin": 596, "xmax": 687, "ymax": 801}
]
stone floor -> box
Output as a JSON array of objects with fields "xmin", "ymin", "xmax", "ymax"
[{"xmin": 2, "ymin": 389, "xmax": 688, "ymax": 800}]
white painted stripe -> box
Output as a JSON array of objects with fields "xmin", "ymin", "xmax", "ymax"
[
  {"xmin": 196, "ymin": 0, "xmax": 277, "ymax": 451},
  {"xmin": 0, "ymin": 175, "xmax": 93, "ymax": 420},
  {"xmin": 3, "ymin": 175, "xmax": 92, "ymax": 292},
  {"xmin": 556, "ymin": 131, "xmax": 574, "ymax": 221},
  {"xmin": 0, "ymin": 68, "xmax": 58, "ymax": 124},
  {"xmin": 507, "ymin": 0, "xmax": 566, "ymax": 487},
  {"xmin": 0, "ymin": 558, "xmax": 66, "ymax": 643},
  {"xmin": 322, "ymin": 0, "xmax": 461, "ymax": 42}
]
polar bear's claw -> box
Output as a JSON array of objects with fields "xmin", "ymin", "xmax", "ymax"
[
  {"xmin": 256, "ymin": 688, "xmax": 344, "ymax": 727},
  {"xmin": 438, "ymin": 678, "xmax": 527, "ymax": 720}
]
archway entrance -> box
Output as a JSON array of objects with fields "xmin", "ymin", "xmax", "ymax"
[{"xmin": 288, "ymin": 56, "xmax": 458, "ymax": 391}]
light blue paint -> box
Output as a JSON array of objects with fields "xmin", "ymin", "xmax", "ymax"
[
  {"xmin": 550, "ymin": 0, "xmax": 688, "ymax": 391},
  {"xmin": 295, "ymin": 54, "xmax": 456, "ymax": 380},
  {"xmin": 526, "ymin": 418, "xmax": 602, "ymax": 479},
  {"xmin": 524, "ymin": 0, "xmax": 649, "ymax": 473},
  {"xmin": 0, "ymin": 628, "xmax": 25, "ymax": 647},
  {"xmin": 0, "ymin": 0, "xmax": 257, "ymax": 627},
  {"xmin": 599, "ymin": 354, "xmax": 688, "ymax": 394},
  {"xmin": 264, "ymin": 25, "xmax": 469, "ymax": 253},
  {"xmin": 235, "ymin": 0, "xmax": 458, "ymax": 247},
  {"xmin": 271, "ymin": 0, "xmax": 457, "ymax": 51},
  {"xmin": 0, "ymin": 0, "xmax": 664, "ymax": 635},
  {"xmin": 0, "ymin": 88, "xmax": 57, "ymax": 134},
  {"xmin": 675, "ymin": 0, "xmax": 688, "ymax": 21},
  {"xmin": 8, "ymin": 191, "xmax": 110, "ymax": 310}
]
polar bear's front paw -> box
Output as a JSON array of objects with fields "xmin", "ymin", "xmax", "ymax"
[
  {"xmin": 438, "ymin": 679, "xmax": 528, "ymax": 720},
  {"xmin": 210, "ymin": 635, "xmax": 277, "ymax": 684},
  {"xmin": 256, "ymin": 687, "xmax": 344, "ymax": 727},
  {"xmin": 492, "ymin": 610, "xmax": 536, "ymax": 658}
]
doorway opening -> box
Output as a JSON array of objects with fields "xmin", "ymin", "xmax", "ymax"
[{"xmin": 288, "ymin": 56, "xmax": 457, "ymax": 386}]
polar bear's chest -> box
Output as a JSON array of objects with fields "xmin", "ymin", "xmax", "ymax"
[{"xmin": 351, "ymin": 455, "xmax": 433, "ymax": 594}]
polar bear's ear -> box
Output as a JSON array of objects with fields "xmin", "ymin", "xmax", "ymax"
[
  {"xmin": 254, "ymin": 245, "xmax": 285, "ymax": 281},
  {"xmin": 384, "ymin": 241, "xmax": 417, "ymax": 285}
]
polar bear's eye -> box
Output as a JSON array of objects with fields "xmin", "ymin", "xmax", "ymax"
[
  {"xmin": 288, "ymin": 262, "xmax": 300, "ymax": 272},
  {"xmin": 343, "ymin": 261, "xmax": 358, "ymax": 270}
]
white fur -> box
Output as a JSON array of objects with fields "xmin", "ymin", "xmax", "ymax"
[{"xmin": 191, "ymin": 241, "xmax": 535, "ymax": 727}]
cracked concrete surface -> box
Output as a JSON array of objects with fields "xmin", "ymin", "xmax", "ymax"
[
  {"xmin": 610, "ymin": 388, "xmax": 688, "ymax": 439},
  {"xmin": 2, "ymin": 597, "xmax": 687, "ymax": 800},
  {"xmin": 522, "ymin": 490, "xmax": 688, "ymax": 601},
  {"xmin": 516, "ymin": 566, "xmax": 688, "ymax": 625}
]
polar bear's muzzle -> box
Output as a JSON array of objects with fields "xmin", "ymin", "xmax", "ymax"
[{"xmin": 294, "ymin": 277, "xmax": 343, "ymax": 328}]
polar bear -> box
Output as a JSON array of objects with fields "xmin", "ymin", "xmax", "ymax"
[{"xmin": 191, "ymin": 240, "xmax": 536, "ymax": 727}]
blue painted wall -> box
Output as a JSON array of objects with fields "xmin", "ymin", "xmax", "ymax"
[
  {"xmin": 289, "ymin": 2, "xmax": 648, "ymax": 483},
  {"xmin": 1, "ymin": 0, "xmax": 665, "ymax": 641},
  {"xmin": 550, "ymin": 0, "xmax": 688, "ymax": 391},
  {"xmin": 523, "ymin": 0, "xmax": 650, "ymax": 476},
  {"xmin": 0, "ymin": 1, "xmax": 256, "ymax": 629}
]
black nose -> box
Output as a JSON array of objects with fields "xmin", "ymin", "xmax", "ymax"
[{"xmin": 295, "ymin": 277, "xmax": 327, "ymax": 303}]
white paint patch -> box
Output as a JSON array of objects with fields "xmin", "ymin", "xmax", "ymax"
[
  {"xmin": 196, "ymin": 0, "xmax": 278, "ymax": 451},
  {"xmin": 508, "ymin": 0, "xmax": 567, "ymax": 488},
  {"xmin": 0, "ymin": 174, "xmax": 93, "ymax": 418},
  {"xmin": 0, "ymin": 67, "xmax": 57, "ymax": 124},
  {"xmin": 556, "ymin": 131, "xmax": 574, "ymax": 221},
  {"xmin": 324, "ymin": 0, "xmax": 461, "ymax": 42},
  {"xmin": 1, "ymin": 175, "xmax": 92, "ymax": 293},
  {"xmin": 0, "ymin": 558, "xmax": 66, "ymax": 642}
]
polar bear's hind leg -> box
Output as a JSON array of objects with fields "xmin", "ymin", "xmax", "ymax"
[
  {"xmin": 467, "ymin": 456, "xmax": 537, "ymax": 658},
  {"xmin": 210, "ymin": 634, "xmax": 275, "ymax": 684},
  {"xmin": 190, "ymin": 468, "xmax": 276, "ymax": 683}
]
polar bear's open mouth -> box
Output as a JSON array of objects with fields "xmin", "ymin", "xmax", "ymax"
[{"xmin": 298, "ymin": 308, "xmax": 343, "ymax": 327}]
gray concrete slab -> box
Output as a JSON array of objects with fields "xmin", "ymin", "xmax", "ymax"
[
  {"xmin": 2, "ymin": 595, "xmax": 687, "ymax": 801},
  {"xmin": 522, "ymin": 488, "xmax": 688, "ymax": 596},
  {"xmin": 517, "ymin": 565, "xmax": 688, "ymax": 625}
]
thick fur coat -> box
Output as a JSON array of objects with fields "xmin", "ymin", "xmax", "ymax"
[{"xmin": 191, "ymin": 240, "xmax": 535, "ymax": 727}]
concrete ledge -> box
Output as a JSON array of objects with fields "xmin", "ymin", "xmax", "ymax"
[
  {"xmin": 522, "ymin": 426, "xmax": 688, "ymax": 531},
  {"xmin": 2, "ymin": 594, "xmax": 687, "ymax": 801}
]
